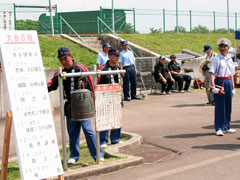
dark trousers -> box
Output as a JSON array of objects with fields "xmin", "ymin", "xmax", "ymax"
[
  {"xmin": 214, "ymin": 79, "xmax": 233, "ymax": 131},
  {"xmin": 155, "ymin": 77, "xmax": 174, "ymax": 92},
  {"xmin": 173, "ymin": 74, "xmax": 192, "ymax": 91},
  {"xmin": 100, "ymin": 128, "xmax": 121, "ymax": 145},
  {"xmin": 123, "ymin": 66, "xmax": 137, "ymax": 99}
]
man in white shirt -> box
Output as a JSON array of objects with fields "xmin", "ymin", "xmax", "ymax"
[
  {"xmin": 209, "ymin": 38, "xmax": 236, "ymax": 136},
  {"xmin": 97, "ymin": 43, "xmax": 111, "ymax": 68}
]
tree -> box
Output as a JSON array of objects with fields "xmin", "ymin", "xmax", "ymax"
[
  {"xmin": 214, "ymin": 28, "xmax": 235, "ymax": 33},
  {"xmin": 192, "ymin": 25, "xmax": 210, "ymax": 34},
  {"xmin": 117, "ymin": 23, "xmax": 135, "ymax": 34},
  {"xmin": 16, "ymin": 20, "xmax": 39, "ymax": 32},
  {"xmin": 166, "ymin": 26, "xmax": 187, "ymax": 33},
  {"xmin": 149, "ymin": 27, "xmax": 162, "ymax": 33}
]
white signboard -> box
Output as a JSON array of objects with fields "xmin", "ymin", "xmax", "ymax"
[
  {"xmin": 0, "ymin": 31, "xmax": 63, "ymax": 180},
  {"xmin": 95, "ymin": 84, "xmax": 122, "ymax": 132},
  {"xmin": 0, "ymin": 11, "xmax": 14, "ymax": 30}
]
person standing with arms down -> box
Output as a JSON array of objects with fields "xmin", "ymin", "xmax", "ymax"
[
  {"xmin": 98, "ymin": 48, "xmax": 122, "ymax": 147},
  {"xmin": 154, "ymin": 56, "xmax": 175, "ymax": 95},
  {"xmin": 168, "ymin": 54, "xmax": 192, "ymax": 93},
  {"xmin": 48, "ymin": 47, "xmax": 104, "ymax": 164},
  {"xmin": 119, "ymin": 41, "xmax": 139, "ymax": 101},
  {"xmin": 200, "ymin": 44, "xmax": 216, "ymax": 105},
  {"xmin": 97, "ymin": 43, "xmax": 111, "ymax": 68},
  {"xmin": 209, "ymin": 38, "xmax": 236, "ymax": 136}
]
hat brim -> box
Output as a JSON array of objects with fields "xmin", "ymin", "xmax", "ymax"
[
  {"xmin": 204, "ymin": 49, "xmax": 211, "ymax": 53},
  {"xmin": 58, "ymin": 53, "xmax": 71, "ymax": 59}
]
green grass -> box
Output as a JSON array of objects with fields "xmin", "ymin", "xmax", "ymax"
[
  {"xmin": 38, "ymin": 34, "xmax": 97, "ymax": 69},
  {"xmin": 0, "ymin": 135, "xmax": 131, "ymax": 179},
  {"xmin": 120, "ymin": 33, "xmax": 235, "ymax": 55}
]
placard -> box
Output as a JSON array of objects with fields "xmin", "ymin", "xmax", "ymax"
[
  {"xmin": 0, "ymin": 11, "xmax": 14, "ymax": 30},
  {"xmin": 0, "ymin": 30, "xmax": 63, "ymax": 180},
  {"xmin": 95, "ymin": 84, "xmax": 122, "ymax": 132}
]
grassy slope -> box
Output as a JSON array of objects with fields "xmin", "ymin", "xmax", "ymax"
[
  {"xmin": 38, "ymin": 35, "xmax": 97, "ymax": 69},
  {"xmin": 120, "ymin": 33, "xmax": 235, "ymax": 55}
]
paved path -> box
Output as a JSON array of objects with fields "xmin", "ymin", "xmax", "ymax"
[{"xmin": 81, "ymin": 92, "xmax": 240, "ymax": 180}]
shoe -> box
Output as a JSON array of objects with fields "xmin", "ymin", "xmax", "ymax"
[
  {"xmin": 100, "ymin": 144, "xmax": 108, "ymax": 148},
  {"xmin": 166, "ymin": 91, "xmax": 172, "ymax": 95},
  {"xmin": 100, "ymin": 157, "xmax": 105, "ymax": 162},
  {"xmin": 211, "ymin": 101, "xmax": 215, "ymax": 105},
  {"xmin": 179, "ymin": 90, "xmax": 185, "ymax": 93},
  {"xmin": 67, "ymin": 158, "xmax": 76, "ymax": 164},
  {"xmin": 132, "ymin": 97, "xmax": 141, "ymax": 100},
  {"xmin": 224, "ymin": 129, "xmax": 236, "ymax": 133},
  {"xmin": 215, "ymin": 130, "xmax": 224, "ymax": 136},
  {"xmin": 161, "ymin": 91, "xmax": 166, "ymax": 95},
  {"xmin": 124, "ymin": 98, "xmax": 131, "ymax": 101},
  {"xmin": 185, "ymin": 89, "xmax": 191, "ymax": 92}
]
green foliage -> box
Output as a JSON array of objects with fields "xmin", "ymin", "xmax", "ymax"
[
  {"xmin": 16, "ymin": 20, "xmax": 39, "ymax": 32},
  {"xmin": 192, "ymin": 25, "xmax": 210, "ymax": 34},
  {"xmin": 215, "ymin": 28, "xmax": 235, "ymax": 33},
  {"xmin": 166, "ymin": 26, "xmax": 187, "ymax": 33},
  {"xmin": 38, "ymin": 35, "xmax": 97, "ymax": 69},
  {"xmin": 117, "ymin": 23, "xmax": 135, "ymax": 34},
  {"xmin": 149, "ymin": 27, "xmax": 162, "ymax": 33},
  {"xmin": 120, "ymin": 33, "xmax": 235, "ymax": 55}
]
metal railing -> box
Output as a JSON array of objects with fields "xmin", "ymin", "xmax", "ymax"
[{"xmin": 59, "ymin": 16, "xmax": 86, "ymax": 44}]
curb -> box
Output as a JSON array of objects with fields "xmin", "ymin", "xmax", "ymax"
[{"xmin": 51, "ymin": 131, "xmax": 143, "ymax": 180}]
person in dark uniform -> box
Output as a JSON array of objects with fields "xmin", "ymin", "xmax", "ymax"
[
  {"xmin": 154, "ymin": 55, "xmax": 175, "ymax": 94},
  {"xmin": 209, "ymin": 38, "xmax": 236, "ymax": 136},
  {"xmin": 119, "ymin": 40, "xmax": 138, "ymax": 101},
  {"xmin": 98, "ymin": 48, "xmax": 122, "ymax": 147},
  {"xmin": 47, "ymin": 47, "xmax": 104, "ymax": 164},
  {"xmin": 168, "ymin": 54, "xmax": 192, "ymax": 93}
]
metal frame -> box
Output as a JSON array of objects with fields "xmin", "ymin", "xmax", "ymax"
[{"xmin": 58, "ymin": 68, "xmax": 125, "ymax": 170}]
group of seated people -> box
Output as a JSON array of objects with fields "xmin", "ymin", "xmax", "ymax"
[{"xmin": 154, "ymin": 54, "xmax": 192, "ymax": 94}]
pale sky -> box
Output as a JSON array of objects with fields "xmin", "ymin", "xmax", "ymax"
[{"xmin": 1, "ymin": 0, "xmax": 240, "ymax": 32}]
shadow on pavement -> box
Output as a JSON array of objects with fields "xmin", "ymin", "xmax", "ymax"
[
  {"xmin": 202, "ymin": 121, "xmax": 240, "ymax": 129},
  {"xmin": 171, "ymin": 103, "xmax": 207, "ymax": 108},
  {"xmin": 192, "ymin": 144, "xmax": 240, "ymax": 151},
  {"xmin": 164, "ymin": 133, "xmax": 214, "ymax": 139}
]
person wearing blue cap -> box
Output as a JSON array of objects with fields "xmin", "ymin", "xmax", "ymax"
[
  {"xmin": 200, "ymin": 44, "xmax": 216, "ymax": 105},
  {"xmin": 97, "ymin": 43, "xmax": 111, "ymax": 68},
  {"xmin": 47, "ymin": 47, "xmax": 104, "ymax": 163},
  {"xmin": 98, "ymin": 48, "xmax": 122, "ymax": 147},
  {"xmin": 209, "ymin": 38, "xmax": 236, "ymax": 136},
  {"xmin": 119, "ymin": 40, "xmax": 138, "ymax": 101}
]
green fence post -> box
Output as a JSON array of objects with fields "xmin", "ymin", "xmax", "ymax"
[
  {"xmin": 133, "ymin": 8, "xmax": 136, "ymax": 34},
  {"xmin": 163, "ymin": 9, "xmax": 165, "ymax": 33},
  {"xmin": 213, "ymin": 11, "xmax": 216, "ymax": 33},
  {"xmin": 100, "ymin": 6, "xmax": 103, "ymax": 34},
  {"xmin": 235, "ymin": 12, "xmax": 238, "ymax": 31},
  {"xmin": 190, "ymin": 10, "xmax": 192, "ymax": 33},
  {"xmin": 13, "ymin": 3, "xmax": 17, "ymax": 30},
  {"xmin": 55, "ymin": 4, "xmax": 58, "ymax": 34}
]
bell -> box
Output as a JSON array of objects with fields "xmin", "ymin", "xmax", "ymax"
[{"xmin": 71, "ymin": 89, "xmax": 95, "ymax": 121}]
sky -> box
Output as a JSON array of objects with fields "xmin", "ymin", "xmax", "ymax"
[{"xmin": 1, "ymin": 0, "xmax": 240, "ymax": 32}]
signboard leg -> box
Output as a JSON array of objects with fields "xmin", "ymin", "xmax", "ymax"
[
  {"xmin": 41, "ymin": 174, "xmax": 64, "ymax": 180},
  {"xmin": 96, "ymin": 131, "xmax": 101, "ymax": 164},
  {"xmin": 1, "ymin": 111, "xmax": 13, "ymax": 180}
]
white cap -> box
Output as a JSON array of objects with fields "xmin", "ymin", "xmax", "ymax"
[{"xmin": 217, "ymin": 38, "xmax": 232, "ymax": 46}]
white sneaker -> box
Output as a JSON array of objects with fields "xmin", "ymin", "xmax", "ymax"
[
  {"xmin": 166, "ymin": 92, "xmax": 172, "ymax": 95},
  {"xmin": 100, "ymin": 144, "xmax": 108, "ymax": 148},
  {"xmin": 161, "ymin": 92, "xmax": 166, "ymax": 95},
  {"xmin": 224, "ymin": 129, "xmax": 236, "ymax": 133},
  {"xmin": 100, "ymin": 157, "xmax": 105, "ymax": 162},
  {"xmin": 67, "ymin": 158, "xmax": 76, "ymax": 164},
  {"xmin": 179, "ymin": 90, "xmax": 185, "ymax": 93},
  {"xmin": 216, "ymin": 130, "xmax": 224, "ymax": 136}
]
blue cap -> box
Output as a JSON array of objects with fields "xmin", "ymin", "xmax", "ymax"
[
  {"xmin": 203, "ymin": 44, "xmax": 212, "ymax": 53},
  {"xmin": 108, "ymin": 48, "xmax": 120, "ymax": 56},
  {"xmin": 122, "ymin": 40, "xmax": 128, "ymax": 46},
  {"xmin": 102, "ymin": 43, "xmax": 111, "ymax": 49},
  {"xmin": 58, "ymin": 47, "xmax": 71, "ymax": 59}
]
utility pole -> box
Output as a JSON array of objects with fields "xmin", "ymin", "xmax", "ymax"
[
  {"xmin": 227, "ymin": 0, "xmax": 230, "ymax": 33},
  {"xmin": 176, "ymin": 0, "xmax": 179, "ymax": 33},
  {"xmin": 112, "ymin": 0, "xmax": 115, "ymax": 32},
  {"xmin": 49, "ymin": 0, "xmax": 54, "ymax": 35}
]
